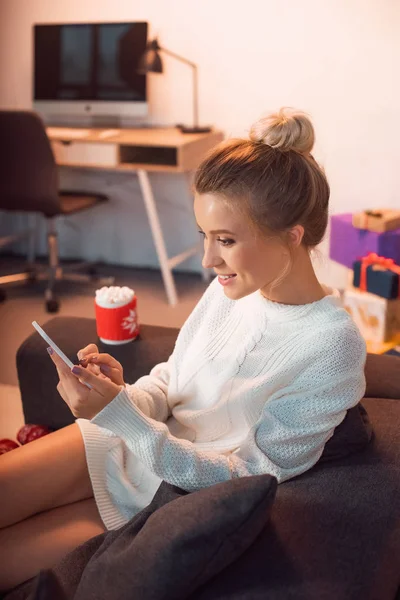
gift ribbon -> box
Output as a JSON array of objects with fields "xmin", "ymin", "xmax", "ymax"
[
  {"xmin": 360, "ymin": 210, "xmax": 382, "ymax": 230},
  {"xmin": 360, "ymin": 252, "xmax": 400, "ymax": 298}
]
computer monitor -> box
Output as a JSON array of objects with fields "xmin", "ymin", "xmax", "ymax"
[{"xmin": 33, "ymin": 22, "xmax": 148, "ymax": 125}]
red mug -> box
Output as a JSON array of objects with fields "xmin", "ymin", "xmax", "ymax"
[{"xmin": 95, "ymin": 287, "xmax": 139, "ymax": 345}]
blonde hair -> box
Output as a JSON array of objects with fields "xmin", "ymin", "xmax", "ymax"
[
  {"xmin": 193, "ymin": 108, "xmax": 330, "ymax": 290},
  {"xmin": 249, "ymin": 107, "xmax": 315, "ymax": 154}
]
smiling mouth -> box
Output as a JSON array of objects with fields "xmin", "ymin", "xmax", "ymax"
[{"xmin": 218, "ymin": 274, "xmax": 237, "ymax": 279}]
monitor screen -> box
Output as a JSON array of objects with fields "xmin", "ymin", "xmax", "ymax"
[{"xmin": 34, "ymin": 22, "xmax": 148, "ymax": 103}]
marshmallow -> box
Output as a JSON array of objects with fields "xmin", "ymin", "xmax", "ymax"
[{"xmin": 95, "ymin": 286, "xmax": 135, "ymax": 308}]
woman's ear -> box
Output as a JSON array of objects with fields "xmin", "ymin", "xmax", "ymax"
[{"xmin": 287, "ymin": 225, "xmax": 304, "ymax": 247}]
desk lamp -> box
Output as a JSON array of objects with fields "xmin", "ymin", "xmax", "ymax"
[{"xmin": 138, "ymin": 38, "xmax": 212, "ymax": 134}]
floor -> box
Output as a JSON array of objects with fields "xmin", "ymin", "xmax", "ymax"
[{"xmin": 0, "ymin": 256, "xmax": 207, "ymax": 440}]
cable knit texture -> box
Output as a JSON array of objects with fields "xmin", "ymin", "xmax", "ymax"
[{"xmin": 77, "ymin": 278, "xmax": 366, "ymax": 530}]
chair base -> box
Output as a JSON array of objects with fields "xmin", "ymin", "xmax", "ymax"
[
  {"xmin": 0, "ymin": 218, "xmax": 114, "ymax": 312},
  {"xmin": 0, "ymin": 262, "xmax": 114, "ymax": 313}
]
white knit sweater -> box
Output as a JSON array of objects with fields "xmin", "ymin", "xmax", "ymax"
[{"xmin": 77, "ymin": 277, "xmax": 366, "ymax": 530}]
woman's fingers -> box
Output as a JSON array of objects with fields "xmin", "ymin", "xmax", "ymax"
[
  {"xmin": 80, "ymin": 353, "xmax": 122, "ymax": 371},
  {"xmin": 99, "ymin": 365, "xmax": 124, "ymax": 386},
  {"xmin": 79, "ymin": 359, "xmax": 111, "ymax": 380},
  {"xmin": 98, "ymin": 372, "xmax": 111, "ymax": 381},
  {"xmin": 79, "ymin": 353, "xmax": 124, "ymax": 386},
  {"xmin": 77, "ymin": 344, "xmax": 99, "ymax": 361},
  {"xmin": 48, "ymin": 347, "xmax": 120, "ymax": 419},
  {"xmin": 85, "ymin": 362, "xmax": 101, "ymax": 376},
  {"xmin": 47, "ymin": 348, "xmax": 70, "ymax": 376},
  {"xmin": 70, "ymin": 365, "xmax": 118, "ymax": 396}
]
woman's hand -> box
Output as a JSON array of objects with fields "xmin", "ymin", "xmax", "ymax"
[
  {"xmin": 77, "ymin": 344, "xmax": 125, "ymax": 387},
  {"xmin": 48, "ymin": 348, "xmax": 123, "ymax": 420}
]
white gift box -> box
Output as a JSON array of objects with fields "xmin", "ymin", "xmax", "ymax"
[{"xmin": 343, "ymin": 287, "xmax": 400, "ymax": 343}]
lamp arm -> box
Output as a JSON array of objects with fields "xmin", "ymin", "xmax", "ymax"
[
  {"xmin": 158, "ymin": 46, "xmax": 197, "ymax": 69},
  {"xmin": 159, "ymin": 46, "xmax": 199, "ymax": 127}
]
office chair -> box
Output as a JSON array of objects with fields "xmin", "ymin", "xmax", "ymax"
[{"xmin": 0, "ymin": 110, "xmax": 113, "ymax": 313}]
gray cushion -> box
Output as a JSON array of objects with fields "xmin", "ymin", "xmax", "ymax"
[
  {"xmin": 319, "ymin": 402, "xmax": 373, "ymax": 463},
  {"xmin": 20, "ymin": 475, "xmax": 277, "ymax": 600}
]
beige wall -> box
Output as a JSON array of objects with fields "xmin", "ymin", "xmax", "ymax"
[{"xmin": 0, "ymin": 0, "xmax": 399, "ymax": 284}]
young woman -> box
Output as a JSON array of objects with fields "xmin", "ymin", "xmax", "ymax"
[{"xmin": 0, "ymin": 108, "xmax": 367, "ymax": 591}]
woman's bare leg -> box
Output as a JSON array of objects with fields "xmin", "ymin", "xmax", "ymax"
[
  {"xmin": 0, "ymin": 497, "xmax": 105, "ymax": 592},
  {"xmin": 0, "ymin": 423, "xmax": 93, "ymax": 529}
]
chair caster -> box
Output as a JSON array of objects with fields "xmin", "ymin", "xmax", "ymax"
[
  {"xmin": 0, "ymin": 288, "xmax": 7, "ymax": 303},
  {"xmin": 27, "ymin": 267, "xmax": 38, "ymax": 283},
  {"xmin": 46, "ymin": 298, "xmax": 59, "ymax": 313}
]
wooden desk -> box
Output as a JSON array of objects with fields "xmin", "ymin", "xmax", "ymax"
[{"xmin": 47, "ymin": 126, "xmax": 224, "ymax": 304}]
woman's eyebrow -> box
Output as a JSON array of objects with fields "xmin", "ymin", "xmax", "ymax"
[{"xmin": 196, "ymin": 225, "xmax": 236, "ymax": 235}]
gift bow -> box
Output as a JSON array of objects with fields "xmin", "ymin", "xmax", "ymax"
[{"xmin": 360, "ymin": 252, "xmax": 400, "ymax": 297}]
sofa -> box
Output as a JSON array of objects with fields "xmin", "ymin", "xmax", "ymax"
[{"xmin": 7, "ymin": 316, "xmax": 400, "ymax": 599}]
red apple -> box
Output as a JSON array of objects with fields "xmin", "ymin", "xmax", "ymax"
[
  {"xmin": 17, "ymin": 424, "xmax": 52, "ymax": 445},
  {"xmin": 0, "ymin": 439, "xmax": 19, "ymax": 454}
]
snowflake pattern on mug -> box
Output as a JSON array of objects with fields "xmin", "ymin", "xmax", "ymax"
[{"xmin": 122, "ymin": 309, "xmax": 137, "ymax": 334}]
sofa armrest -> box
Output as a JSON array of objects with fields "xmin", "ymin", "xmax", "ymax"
[{"xmin": 365, "ymin": 353, "xmax": 400, "ymax": 399}]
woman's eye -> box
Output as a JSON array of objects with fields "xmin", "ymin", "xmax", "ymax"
[
  {"xmin": 198, "ymin": 231, "xmax": 234, "ymax": 247},
  {"xmin": 217, "ymin": 238, "xmax": 235, "ymax": 247}
]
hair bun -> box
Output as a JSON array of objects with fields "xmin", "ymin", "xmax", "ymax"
[{"xmin": 249, "ymin": 107, "xmax": 315, "ymax": 155}]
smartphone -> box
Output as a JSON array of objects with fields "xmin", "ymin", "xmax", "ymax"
[
  {"xmin": 32, "ymin": 321, "xmax": 92, "ymax": 389},
  {"xmin": 32, "ymin": 321, "xmax": 74, "ymax": 368}
]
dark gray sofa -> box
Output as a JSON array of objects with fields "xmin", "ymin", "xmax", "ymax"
[{"xmin": 9, "ymin": 317, "xmax": 400, "ymax": 599}]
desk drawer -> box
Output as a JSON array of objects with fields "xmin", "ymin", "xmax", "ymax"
[
  {"xmin": 51, "ymin": 141, "xmax": 118, "ymax": 167},
  {"xmin": 119, "ymin": 145, "xmax": 178, "ymax": 167}
]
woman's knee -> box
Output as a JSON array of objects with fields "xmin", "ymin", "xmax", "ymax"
[
  {"xmin": 0, "ymin": 498, "xmax": 105, "ymax": 593},
  {"xmin": 0, "ymin": 423, "xmax": 93, "ymax": 529}
]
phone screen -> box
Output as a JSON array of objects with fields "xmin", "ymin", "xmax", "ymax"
[{"xmin": 32, "ymin": 321, "xmax": 74, "ymax": 369}]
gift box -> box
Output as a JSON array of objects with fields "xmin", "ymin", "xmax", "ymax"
[
  {"xmin": 352, "ymin": 209, "xmax": 400, "ymax": 233},
  {"xmin": 342, "ymin": 286, "xmax": 400, "ymax": 344},
  {"xmin": 385, "ymin": 345, "xmax": 400, "ymax": 358},
  {"xmin": 367, "ymin": 337, "xmax": 400, "ymax": 355},
  {"xmin": 353, "ymin": 253, "xmax": 400, "ymax": 300},
  {"xmin": 329, "ymin": 214, "xmax": 400, "ymax": 268}
]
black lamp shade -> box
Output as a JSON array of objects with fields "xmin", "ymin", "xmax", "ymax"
[{"xmin": 137, "ymin": 39, "xmax": 163, "ymax": 74}]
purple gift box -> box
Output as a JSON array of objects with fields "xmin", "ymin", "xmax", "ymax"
[{"xmin": 329, "ymin": 213, "xmax": 400, "ymax": 268}]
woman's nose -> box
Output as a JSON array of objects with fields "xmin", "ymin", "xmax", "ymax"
[{"xmin": 202, "ymin": 245, "xmax": 223, "ymax": 270}]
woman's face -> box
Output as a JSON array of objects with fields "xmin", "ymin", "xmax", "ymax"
[{"xmin": 194, "ymin": 193, "xmax": 290, "ymax": 300}]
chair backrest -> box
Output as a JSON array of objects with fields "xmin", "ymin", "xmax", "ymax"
[{"xmin": 0, "ymin": 110, "xmax": 62, "ymax": 217}]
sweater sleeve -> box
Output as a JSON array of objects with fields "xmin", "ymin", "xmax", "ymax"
[
  {"xmin": 91, "ymin": 324, "xmax": 367, "ymax": 490},
  {"xmin": 123, "ymin": 358, "xmax": 172, "ymax": 423}
]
